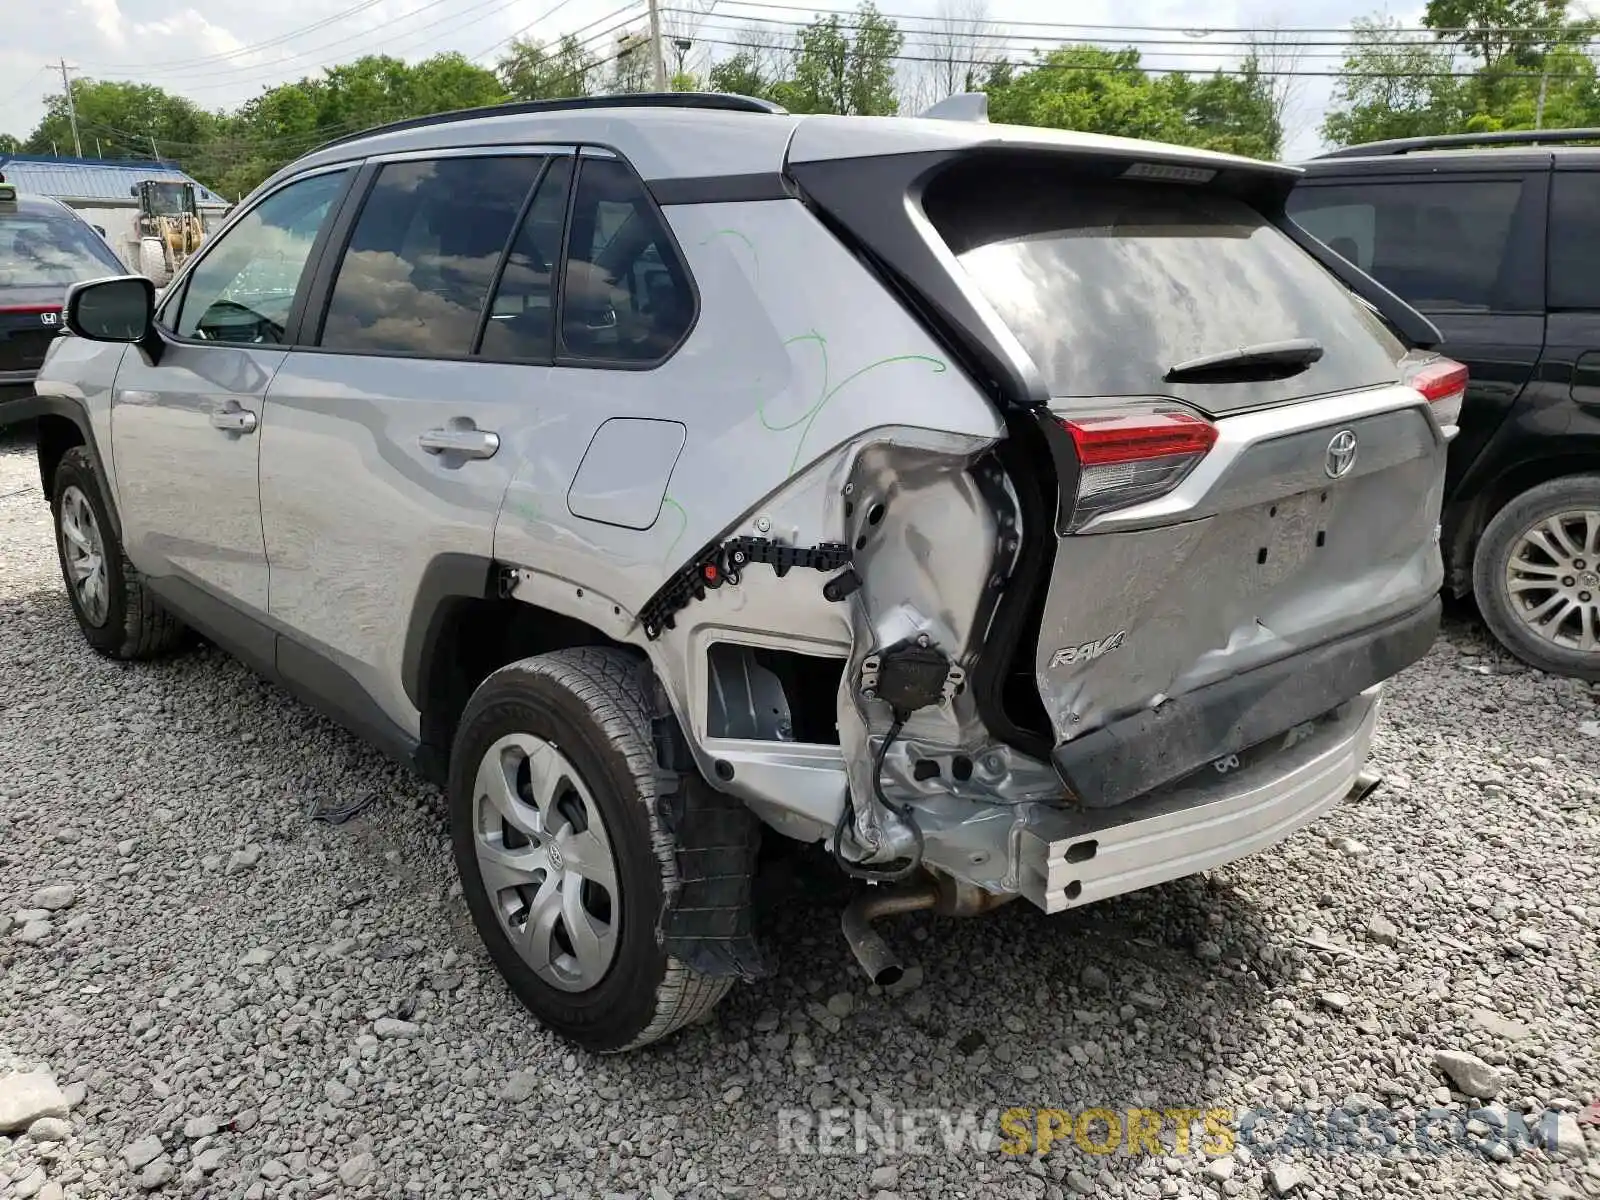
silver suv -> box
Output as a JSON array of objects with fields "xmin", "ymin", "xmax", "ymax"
[{"xmin": 18, "ymin": 94, "xmax": 1457, "ymax": 1051}]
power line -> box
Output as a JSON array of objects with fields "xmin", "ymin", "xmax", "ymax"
[
  {"xmin": 687, "ymin": 33, "xmax": 1600, "ymax": 80},
  {"xmin": 469, "ymin": 0, "xmax": 646, "ymax": 63},
  {"xmin": 697, "ymin": 0, "xmax": 1600, "ymax": 38},
  {"xmin": 72, "ymin": 0, "xmax": 394, "ymax": 73}
]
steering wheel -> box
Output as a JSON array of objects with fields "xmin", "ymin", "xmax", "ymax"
[{"xmin": 193, "ymin": 300, "xmax": 282, "ymax": 344}]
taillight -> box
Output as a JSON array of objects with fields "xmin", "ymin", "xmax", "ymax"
[
  {"xmin": 1403, "ymin": 354, "xmax": 1468, "ymax": 429},
  {"xmin": 1053, "ymin": 407, "xmax": 1218, "ymax": 531}
]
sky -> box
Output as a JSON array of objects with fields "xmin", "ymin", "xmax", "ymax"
[{"xmin": 0, "ymin": 0, "xmax": 1426, "ymax": 163}]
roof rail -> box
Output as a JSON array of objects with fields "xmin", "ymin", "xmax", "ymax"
[
  {"xmin": 1316, "ymin": 127, "xmax": 1600, "ymax": 159},
  {"xmin": 312, "ymin": 92, "xmax": 787, "ymax": 154}
]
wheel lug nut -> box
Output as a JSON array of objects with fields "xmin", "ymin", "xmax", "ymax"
[
  {"xmin": 1583, "ymin": 591, "xmax": 1594, "ymax": 603},
  {"xmin": 1563, "ymin": 576, "xmax": 1577, "ymax": 587}
]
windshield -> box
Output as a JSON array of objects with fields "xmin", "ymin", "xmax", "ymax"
[
  {"xmin": 0, "ymin": 205, "xmax": 123, "ymax": 287},
  {"xmin": 924, "ymin": 161, "xmax": 1405, "ymax": 414},
  {"xmin": 146, "ymin": 183, "xmax": 192, "ymax": 216}
]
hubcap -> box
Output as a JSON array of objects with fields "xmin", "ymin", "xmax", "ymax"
[
  {"xmin": 472, "ymin": 733, "xmax": 620, "ymax": 992},
  {"xmin": 1504, "ymin": 509, "xmax": 1600, "ymax": 654},
  {"xmin": 59, "ymin": 485, "xmax": 109, "ymax": 627}
]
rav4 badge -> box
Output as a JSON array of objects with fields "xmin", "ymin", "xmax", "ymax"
[{"xmin": 1050, "ymin": 631, "xmax": 1126, "ymax": 670}]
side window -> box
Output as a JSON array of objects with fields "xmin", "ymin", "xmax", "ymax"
[
  {"xmin": 478, "ymin": 157, "xmax": 574, "ymax": 360},
  {"xmin": 559, "ymin": 157, "xmax": 695, "ymax": 364},
  {"xmin": 172, "ymin": 169, "xmax": 348, "ymax": 343},
  {"xmin": 1288, "ymin": 180, "xmax": 1524, "ymax": 313},
  {"xmin": 319, "ymin": 156, "xmax": 545, "ymax": 356},
  {"xmin": 1549, "ymin": 172, "xmax": 1600, "ymax": 309}
]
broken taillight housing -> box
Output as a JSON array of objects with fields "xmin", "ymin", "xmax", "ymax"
[
  {"xmin": 1401, "ymin": 353, "xmax": 1468, "ymax": 430},
  {"xmin": 1051, "ymin": 407, "xmax": 1219, "ymax": 532}
]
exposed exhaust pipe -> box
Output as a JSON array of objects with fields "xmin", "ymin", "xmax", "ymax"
[
  {"xmin": 1348, "ymin": 770, "xmax": 1385, "ymax": 802},
  {"xmin": 840, "ymin": 882, "xmax": 939, "ymax": 986}
]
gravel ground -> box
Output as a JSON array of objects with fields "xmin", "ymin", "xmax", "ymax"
[{"xmin": 1, "ymin": 428, "xmax": 1598, "ymax": 1200}]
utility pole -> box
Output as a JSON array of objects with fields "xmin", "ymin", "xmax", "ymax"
[
  {"xmin": 1536, "ymin": 66, "xmax": 1549, "ymax": 129},
  {"xmin": 149, "ymin": 134, "xmax": 160, "ymax": 162},
  {"xmin": 647, "ymin": 0, "xmax": 668, "ymax": 91},
  {"xmin": 57, "ymin": 59, "xmax": 83, "ymax": 158}
]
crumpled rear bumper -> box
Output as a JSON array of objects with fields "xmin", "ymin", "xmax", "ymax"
[{"xmin": 1018, "ymin": 684, "xmax": 1383, "ymax": 914}]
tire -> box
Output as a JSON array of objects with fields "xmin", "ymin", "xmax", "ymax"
[
  {"xmin": 51, "ymin": 446, "xmax": 186, "ymax": 660},
  {"xmin": 448, "ymin": 647, "xmax": 739, "ymax": 1051},
  {"xmin": 1473, "ymin": 473, "xmax": 1600, "ymax": 681},
  {"xmin": 137, "ymin": 237, "xmax": 170, "ymax": 286}
]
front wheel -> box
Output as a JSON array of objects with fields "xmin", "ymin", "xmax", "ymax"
[
  {"xmin": 1474, "ymin": 474, "xmax": 1600, "ymax": 681},
  {"xmin": 51, "ymin": 447, "xmax": 185, "ymax": 660},
  {"xmin": 448, "ymin": 648, "xmax": 739, "ymax": 1051}
]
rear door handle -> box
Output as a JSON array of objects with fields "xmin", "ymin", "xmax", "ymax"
[
  {"xmin": 418, "ymin": 425, "xmax": 500, "ymax": 460},
  {"xmin": 210, "ymin": 404, "xmax": 257, "ymax": 434}
]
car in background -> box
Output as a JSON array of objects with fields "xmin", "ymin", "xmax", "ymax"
[
  {"xmin": 1, "ymin": 178, "xmax": 129, "ymax": 410},
  {"xmin": 1288, "ymin": 130, "xmax": 1600, "ymax": 681}
]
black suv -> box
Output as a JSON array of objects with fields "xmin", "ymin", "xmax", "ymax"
[{"xmin": 1289, "ymin": 129, "xmax": 1600, "ymax": 680}]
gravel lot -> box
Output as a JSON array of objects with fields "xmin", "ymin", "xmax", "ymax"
[{"xmin": 1, "ymin": 428, "xmax": 1598, "ymax": 1200}]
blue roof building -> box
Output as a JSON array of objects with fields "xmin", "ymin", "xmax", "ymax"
[{"xmin": 0, "ymin": 154, "xmax": 229, "ymax": 212}]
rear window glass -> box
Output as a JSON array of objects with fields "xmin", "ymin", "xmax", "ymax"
[
  {"xmin": 0, "ymin": 205, "xmax": 122, "ymax": 287},
  {"xmin": 925, "ymin": 165, "xmax": 1404, "ymax": 411},
  {"xmin": 1287, "ymin": 179, "xmax": 1523, "ymax": 313},
  {"xmin": 1548, "ymin": 172, "xmax": 1600, "ymax": 309}
]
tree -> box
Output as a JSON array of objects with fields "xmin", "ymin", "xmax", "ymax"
[
  {"xmin": 1321, "ymin": 18, "xmax": 1471, "ymax": 146},
  {"xmin": 772, "ymin": 4, "xmax": 903, "ymax": 116},
  {"xmin": 0, "ymin": 133, "xmax": 20, "ymax": 155},
  {"xmin": 496, "ymin": 34, "xmax": 598, "ymax": 100},
  {"xmin": 902, "ymin": 0, "xmax": 1003, "ymax": 113},
  {"xmin": 1423, "ymin": 0, "xmax": 1569, "ymax": 68},
  {"xmin": 25, "ymin": 79, "xmax": 216, "ymax": 168},
  {"xmin": 706, "ymin": 26, "xmax": 791, "ymax": 101},
  {"xmin": 1161, "ymin": 58, "xmax": 1283, "ymax": 159},
  {"xmin": 985, "ymin": 47, "xmax": 1189, "ymax": 142}
]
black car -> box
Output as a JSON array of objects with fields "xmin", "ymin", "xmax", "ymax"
[
  {"xmin": 1289, "ymin": 129, "xmax": 1600, "ymax": 681},
  {"xmin": 0, "ymin": 180, "xmax": 128, "ymax": 407}
]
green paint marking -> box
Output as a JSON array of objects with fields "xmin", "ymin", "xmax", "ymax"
[
  {"xmin": 758, "ymin": 330, "xmax": 948, "ymax": 472},
  {"xmin": 659, "ymin": 495, "xmax": 689, "ymax": 566},
  {"xmin": 700, "ymin": 228, "xmax": 759, "ymax": 282}
]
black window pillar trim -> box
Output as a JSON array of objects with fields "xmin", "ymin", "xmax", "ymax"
[{"xmin": 295, "ymin": 160, "xmax": 382, "ymax": 348}]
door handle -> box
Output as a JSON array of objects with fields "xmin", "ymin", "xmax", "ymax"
[
  {"xmin": 210, "ymin": 405, "xmax": 257, "ymax": 434},
  {"xmin": 418, "ymin": 426, "xmax": 500, "ymax": 459}
]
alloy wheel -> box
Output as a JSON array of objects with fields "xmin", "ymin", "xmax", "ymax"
[
  {"xmin": 59, "ymin": 485, "xmax": 110, "ymax": 627},
  {"xmin": 1504, "ymin": 509, "xmax": 1600, "ymax": 653}
]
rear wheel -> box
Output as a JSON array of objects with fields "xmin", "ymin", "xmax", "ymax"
[
  {"xmin": 448, "ymin": 648, "xmax": 738, "ymax": 1051},
  {"xmin": 51, "ymin": 447, "xmax": 185, "ymax": 660},
  {"xmin": 1474, "ymin": 474, "xmax": 1600, "ymax": 681}
]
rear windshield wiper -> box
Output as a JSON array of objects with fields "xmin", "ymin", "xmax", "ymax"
[{"xmin": 1164, "ymin": 338, "xmax": 1324, "ymax": 384}]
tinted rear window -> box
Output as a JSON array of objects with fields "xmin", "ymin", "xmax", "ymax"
[
  {"xmin": 1548, "ymin": 172, "xmax": 1600, "ymax": 309},
  {"xmin": 925, "ymin": 165, "xmax": 1404, "ymax": 412},
  {"xmin": 0, "ymin": 204, "xmax": 122, "ymax": 287},
  {"xmin": 1287, "ymin": 179, "xmax": 1524, "ymax": 312}
]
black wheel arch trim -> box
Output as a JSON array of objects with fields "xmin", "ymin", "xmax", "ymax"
[
  {"xmin": 401, "ymin": 552, "xmax": 499, "ymax": 711},
  {"xmin": 7, "ymin": 393, "xmax": 123, "ymax": 540}
]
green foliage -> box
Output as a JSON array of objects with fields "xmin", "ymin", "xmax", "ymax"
[
  {"xmin": 983, "ymin": 47, "xmax": 1283, "ymax": 158},
  {"xmin": 24, "ymin": 79, "xmax": 217, "ymax": 167},
  {"xmin": 1321, "ymin": 18, "xmax": 1472, "ymax": 146},
  {"xmin": 0, "ymin": 133, "xmax": 20, "ymax": 155},
  {"xmin": 1323, "ymin": 4, "xmax": 1600, "ymax": 149},
  {"xmin": 496, "ymin": 35, "xmax": 597, "ymax": 101},
  {"xmin": 771, "ymin": 3, "xmax": 903, "ymax": 116}
]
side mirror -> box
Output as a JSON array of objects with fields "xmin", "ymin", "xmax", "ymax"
[{"xmin": 65, "ymin": 276, "xmax": 160, "ymax": 360}]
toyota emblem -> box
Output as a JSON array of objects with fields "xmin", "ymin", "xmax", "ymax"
[
  {"xmin": 1325, "ymin": 429, "xmax": 1358, "ymax": 479},
  {"xmin": 39, "ymin": 311, "xmax": 59, "ymax": 327}
]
